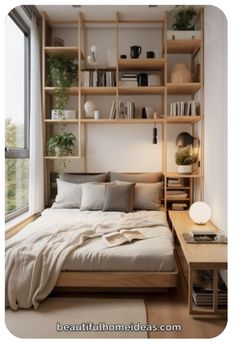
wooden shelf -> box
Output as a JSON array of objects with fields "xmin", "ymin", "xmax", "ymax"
[
  {"xmin": 44, "ymin": 87, "xmax": 79, "ymax": 95},
  {"xmin": 81, "ymin": 118, "xmax": 165, "ymax": 124},
  {"xmin": 166, "ymin": 187, "xmax": 190, "ymax": 190},
  {"xmin": 165, "ymin": 172, "xmax": 201, "ymax": 178},
  {"xmin": 81, "ymin": 87, "xmax": 116, "ymax": 95},
  {"xmin": 44, "ymin": 119, "xmax": 79, "ymax": 124},
  {"xmin": 167, "ymin": 40, "xmax": 201, "ymax": 54},
  {"xmin": 167, "ymin": 83, "xmax": 201, "ymax": 95},
  {"xmin": 166, "ymin": 198, "xmax": 190, "ymax": 201},
  {"xmin": 44, "ymin": 46, "xmax": 84, "ymax": 59},
  {"xmin": 118, "ymin": 58, "xmax": 165, "ymax": 71},
  {"xmin": 119, "ymin": 86, "xmax": 164, "ymax": 95},
  {"xmin": 166, "ymin": 116, "xmax": 201, "ymax": 123},
  {"xmin": 44, "ymin": 156, "xmax": 81, "ymax": 160}
]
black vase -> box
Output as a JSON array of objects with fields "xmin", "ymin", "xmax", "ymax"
[
  {"xmin": 137, "ymin": 73, "xmax": 148, "ymax": 87},
  {"xmin": 130, "ymin": 45, "xmax": 142, "ymax": 59}
]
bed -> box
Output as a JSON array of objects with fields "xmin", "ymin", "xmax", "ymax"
[{"xmin": 5, "ymin": 172, "xmax": 178, "ymax": 310}]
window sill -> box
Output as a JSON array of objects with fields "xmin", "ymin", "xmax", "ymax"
[{"xmin": 5, "ymin": 211, "xmax": 31, "ymax": 231}]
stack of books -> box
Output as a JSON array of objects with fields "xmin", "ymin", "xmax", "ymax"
[
  {"xmin": 119, "ymin": 73, "xmax": 137, "ymax": 87},
  {"xmin": 192, "ymin": 270, "xmax": 227, "ymax": 307},
  {"xmin": 82, "ymin": 70, "xmax": 116, "ymax": 87},
  {"xmin": 109, "ymin": 101, "xmax": 136, "ymax": 119},
  {"xmin": 172, "ymin": 203, "xmax": 188, "ymax": 211},
  {"xmin": 167, "ymin": 178, "xmax": 184, "ymax": 187},
  {"xmin": 169, "ymin": 100, "xmax": 198, "ymax": 116},
  {"xmin": 166, "ymin": 190, "xmax": 188, "ymax": 200}
]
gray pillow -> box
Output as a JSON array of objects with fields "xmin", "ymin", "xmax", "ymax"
[
  {"xmin": 60, "ymin": 173, "xmax": 108, "ymax": 184},
  {"xmin": 52, "ymin": 179, "xmax": 83, "ymax": 209},
  {"xmin": 80, "ymin": 183, "xmax": 106, "ymax": 211},
  {"xmin": 115, "ymin": 181, "xmax": 163, "ymax": 210},
  {"xmin": 103, "ymin": 183, "xmax": 135, "ymax": 212},
  {"xmin": 109, "ymin": 171, "xmax": 163, "ymax": 183}
]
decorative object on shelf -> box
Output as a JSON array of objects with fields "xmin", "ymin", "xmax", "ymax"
[
  {"xmin": 47, "ymin": 54, "xmax": 77, "ymax": 118},
  {"xmin": 148, "ymin": 74, "xmax": 161, "ymax": 86},
  {"xmin": 170, "ymin": 5, "xmax": 197, "ymax": 30},
  {"xmin": 146, "ymin": 51, "xmax": 155, "ymax": 58},
  {"xmin": 167, "ymin": 30, "xmax": 201, "ymax": 40},
  {"xmin": 152, "ymin": 124, "xmax": 157, "ymax": 144},
  {"xmin": 176, "ymin": 131, "xmax": 199, "ymax": 148},
  {"xmin": 106, "ymin": 48, "xmax": 116, "ymax": 67},
  {"xmin": 84, "ymin": 100, "xmax": 96, "ymax": 119},
  {"xmin": 141, "ymin": 107, "xmax": 147, "ymax": 119},
  {"xmin": 51, "ymin": 109, "xmax": 76, "ymax": 120},
  {"xmin": 189, "ymin": 201, "xmax": 211, "ymax": 224},
  {"xmin": 47, "ymin": 132, "xmax": 76, "ymax": 157},
  {"xmin": 145, "ymin": 107, "xmax": 155, "ymax": 119},
  {"xmin": 137, "ymin": 73, "xmax": 148, "ymax": 86},
  {"xmin": 87, "ymin": 45, "xmax": 98, "ymax": 66},
  {"xmin": 175, "ymin": 147, "xmax": 198, "ymax": 174},
  {"xmin": 53, "ymin": 37, "xmax": 64, "ymax": 46},
  {"xmin": 94, "ymin": 110, "xmax": 100, "ymax": 119},
  {"xmin": 171, "ymin": 63, "xmax": 192, "ymax": 83},
  {"xmin": 130, "ymin": 45, "xmax": 142, "ymax": 59},
  {"xmin": 120, "ymin": 54, "xmax": 127, "ymax": 59}
]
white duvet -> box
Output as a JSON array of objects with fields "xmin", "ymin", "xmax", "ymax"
[{"xmin": 6, "ymin": 209, "xmax": 174, "ymax": 310}]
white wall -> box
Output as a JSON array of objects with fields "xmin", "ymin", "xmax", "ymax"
[{"xmin": 204, "ymin": 6, "xmax": 227, "ymax": 232}]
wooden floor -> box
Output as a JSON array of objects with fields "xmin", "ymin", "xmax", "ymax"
[{"xmin": 52, "ymin": 282, "xmax": 227, "ymax": 339}]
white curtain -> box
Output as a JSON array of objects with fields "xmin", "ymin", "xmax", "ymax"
[{"xmin": 29, "ymin": 15, "xmax": 44, "ymax": 214}]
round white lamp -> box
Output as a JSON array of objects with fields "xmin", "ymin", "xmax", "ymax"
[{"xmin": 189, "ymin": 202, "xmax": 211, "ymax": 224}]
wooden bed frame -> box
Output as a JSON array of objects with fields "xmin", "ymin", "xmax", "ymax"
[{"xmin": 55, "ymin": 268, "xmax": 179, "ymax": 290}]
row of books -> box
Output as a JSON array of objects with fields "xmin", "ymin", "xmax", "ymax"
[
  {"xmin": 172, "ymin": 203, "xmax": 188, "ymax": 210},
  {"xmin": 169, "ymin": 100, "xmax": 199, "ymax": 116},
  {"xmin": 192, "ymin": 270, "xmax": 227, "ymax": 307},
  {"xmin": 109, "ymin": 101, "xmax": 135, "ymax": 119},
  {"xmin": 166, "ymin": 190, "xmax": 188, "ymax": 199},
  {"xmin": 119, "ymin": 72, "xmax": 137, "ymax": 87},
  {"xmin": 82, "ymin": 70, "xmax": 116, "ymax": 87},
  {"xmin": 167, "ymin": 178, "xmax": 184, "ymax": 187}
]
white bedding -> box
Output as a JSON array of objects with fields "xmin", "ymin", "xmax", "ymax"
[
  {"xmin": 12, "ymin": 209, "xmax": 175, "ymax": 272},
  {"xmin": 6, "ymin": 209, "xmax": 175, "ymax": 309}
]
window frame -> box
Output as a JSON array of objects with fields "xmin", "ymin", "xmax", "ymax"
[{"xmin": 5, "ymin": 10, "xmax": 31, "ymax": 221}]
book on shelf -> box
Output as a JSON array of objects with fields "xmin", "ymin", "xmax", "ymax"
[
  {"xmin": 167, "ymin": 178, "xmax": 184, "ymax": 187},
  {"xmin": 166, "ymin": 190, "xmax": 188, "ymax": 199},
  {"xmin": 192, "ymin": 270, "xmax": 227, "ymax": 307},
  {"xmin": 81, "ymin": 70, "xmax": 116, "ymax": 87},
  {"xmin": 102, "ymin": 229, "xmax": 148, "ymax": 248},
  {"xmin": 109, "ymin": 101, "xmax": 135, "ymax": 119},
  {"xmin": 169, "ymin": 100, "xmax": 199, "ymax": 116},
  {"xmin": 172, "ymin": 203, "xmax": 188, "ymax": 210},
  {"xmin": 119, "ymin": 73, "xmax": 137, "ymax": 87}
]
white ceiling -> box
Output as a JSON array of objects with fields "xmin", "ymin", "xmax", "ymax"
[{"xmin": 36, "ymin": 5, "xmax": 176, "ymax": 21}]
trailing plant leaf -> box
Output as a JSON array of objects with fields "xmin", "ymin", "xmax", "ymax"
[
  {"xmin": 47, "ymin": 132, "xmax": 76, "ymax": 157},
  {"xmin": 175, "ymin": 147, "xmax": 198, "ymax": 165},
  {"xmin": 170, "ymin": 6, "xmax": 197, "ymax": 31}
]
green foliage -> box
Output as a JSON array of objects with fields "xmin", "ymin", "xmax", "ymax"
[
  {"xmin": 47, "ymin": 54, "xmax": 78, "ymax": 117},
  {"xmin": 5, "ymin": 118, "xmax": 29, "ymax": 215},
  {"xmin": 47, "ymin": 131, "xmax": 76, "ymax": 157},
  {"xmin": 175, "ymin": 147, "xmax": 198, "ymax": 165},
  {"xmin": 171, "ymin": 6, "xmax": 197, "ymax": 31}
]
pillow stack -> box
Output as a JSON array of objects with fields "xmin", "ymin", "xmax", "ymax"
[{"xmin": 52, "ymin": 172, "xmax": 163, "ymax": 212}]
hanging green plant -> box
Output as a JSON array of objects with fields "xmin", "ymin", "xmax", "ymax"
[
  {"xmin": 47, "ymin": 131, "xmax": 76, "ymax": 157},
  {"xmin": 47, "ymin": 54, "xmax": 77, "ymax": 118}
]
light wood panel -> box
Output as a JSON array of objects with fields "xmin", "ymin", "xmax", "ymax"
[
  {"xmin": 165, "ymin": 115, "xmax": 201, "ymax": 123},
  {"xmin": 81, "ymin": 87, "xmax": 116, "ymax": 95},
  {"xmin": 80, "ymin": 118, "xmax": 165, "ymax": 124},
  {"xmin": 167, "ymin": 83, "xmax": 201, "ymax": 95},
  {"xmin": 44, "ymin": 46, "xmax": 83, "ymax": 58},
  {"xmin": 45, "ymin": 87, "xmax": 79, "ymax": 95},
  {"xmin": 165, "ymin": 172, "xmax": 201, "ymax": 178},
  {"xmin": 56, "ymin": 270, "xmax": 178, "ymax": 288},
  {"xmin": 119, "ymin": 86, "xmax": 164, "ymax": 95},
  {"xmin": 44, "ymin": 156, "xmax": 82, "ymax": 160},
  {"xmin": 118, "ymin": 58, "xmax": 165, "ymax": 71},
  {"xmin": 45, "ymin": 119, "xmax": 79, "ymax": 124},
  {"xmin": 167, "ymin": 39, "xmax": 201, "ymax": 54}
]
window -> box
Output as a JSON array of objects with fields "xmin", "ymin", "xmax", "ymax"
[{"xmin": 5, "ymin": 12, "xmax": 30, "ymax": 221}]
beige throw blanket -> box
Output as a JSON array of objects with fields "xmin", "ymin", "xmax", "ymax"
[{"xmin": 5, "ymin": 211, "xmax": 168, "ymax": 310}]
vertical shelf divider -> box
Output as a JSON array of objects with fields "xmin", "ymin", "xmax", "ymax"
[{"xmin": 116, "ymin": 12, "xmax": 120, "ymax": 120}]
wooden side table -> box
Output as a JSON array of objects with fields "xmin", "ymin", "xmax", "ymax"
[{"xmin": 168, "ymin": 210, "xmax": 227, "ymax": 316}]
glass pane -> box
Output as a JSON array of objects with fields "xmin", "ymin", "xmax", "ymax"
[
  {"xmin": 5, "ymin": 16, "xmax": 25, "ymax": 148},
  {"xmin": 5, "ymin": 159, "xmax": 29, "ymax": 216}
]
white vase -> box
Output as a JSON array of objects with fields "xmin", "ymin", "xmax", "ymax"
[
  {"xmin": 177, "ymin": 165, "xmax": 192, "ymax": 174},
  {"xmin": 84, "ymin": 100, "xmax": 96, "ymax": 119}
]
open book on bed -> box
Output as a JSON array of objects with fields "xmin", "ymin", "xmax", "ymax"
[{"xmin": 102, "ymin": 230, "xmax": 148, "ymax": 248}]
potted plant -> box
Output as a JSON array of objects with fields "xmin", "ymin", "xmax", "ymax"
[
  {"xmin": 47, "ymin": 132, "xmax": 76, "ymax": 157},
  {"xmin": 167, "ymin": 6, "xmax": 200, "ymax": 40},
  {"xmin": 47, "ymin": 54, "xmax": 77, "ymax": 118},
  {"xmin": 175, "ymin": 147, "xmax": 198, "ymax": 174}
]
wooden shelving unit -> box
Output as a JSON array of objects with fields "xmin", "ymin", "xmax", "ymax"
[{"xmin": 41, "ymin": 9, "xmax": 204, "ymax": 208}]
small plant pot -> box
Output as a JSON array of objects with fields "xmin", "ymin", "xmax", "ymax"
[{"xmin": 177, "ymin": 165, "xmax": 192, "ymax": 174}]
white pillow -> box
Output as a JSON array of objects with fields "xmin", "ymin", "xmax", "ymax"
[
  {"xmin": 80, "ymin": 183, "xmax": 106, "ymax": 211},
  {"xmin": 52, "ymin": 179, "xmax": 83, "ymax": 209}
]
